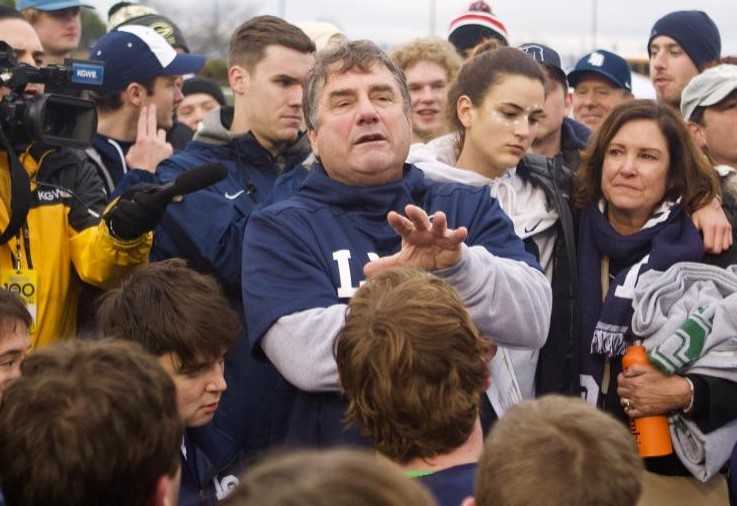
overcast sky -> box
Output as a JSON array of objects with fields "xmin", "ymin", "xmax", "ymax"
[{"xmin": 88, "ymin": 0, "xmax": 736, "ymax": 65}]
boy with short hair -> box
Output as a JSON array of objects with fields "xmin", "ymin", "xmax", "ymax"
[{"xmin": 97, "ymin": 258, "xmax": 241, "ymax": 505}]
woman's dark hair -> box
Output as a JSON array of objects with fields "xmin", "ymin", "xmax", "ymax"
[
  {"xmin": 574, "ymin": 99, "xmax": 720, "ymax": 213},
  {"xmin": 446, "ymin": 46, "xmax": 545, "ymax": 147}
]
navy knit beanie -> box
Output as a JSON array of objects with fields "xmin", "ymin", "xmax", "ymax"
[
  {"xmin": 182, "ymin": 77, "xmax": 227, "ymax": 107},
  {"xmin": 648, "ymin": 10, "xmax": 721, "ymax": 70}
]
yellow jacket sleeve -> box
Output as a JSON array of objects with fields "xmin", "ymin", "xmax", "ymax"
[{"xmin": 69, "ymin": 222, "xmax": 152, "ymax": 289}]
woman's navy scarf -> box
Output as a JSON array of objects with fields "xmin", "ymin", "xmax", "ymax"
[{"xmin": 578, "ymin": 200, "xmax": 704, "ymax": 391}]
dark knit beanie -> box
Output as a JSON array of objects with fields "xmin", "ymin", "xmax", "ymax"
[
  {"xmin": 647, "ymin": 10, "xmax": 721, "ymax": 70},
  {"xmin": 182, "ymin": 77, "xmax": 226, "ymax": 106}
]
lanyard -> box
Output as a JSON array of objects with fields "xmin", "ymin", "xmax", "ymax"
[
  {"xmin": 9, "ymin": 224, "xmax": 33, "ymax": 272},
  {"xmin": 600, "ymin": 256, "xmax": 612, "ymax": 406}
]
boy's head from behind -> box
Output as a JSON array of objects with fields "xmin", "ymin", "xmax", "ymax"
[
  {"xmin": 0, "ymin": 339, "xmax": 183, "ymax": 506},
  {"xmin": 468, "ymin": 395, "xmax": 643, "ymax": 506},
  {"xmin": 336, "ymin": 267, "xmax": 493, "ymax": 463}
]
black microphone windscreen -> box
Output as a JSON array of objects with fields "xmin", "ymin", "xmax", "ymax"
[{"xmin": 171, "ymin": 164, "xmax": 228, "ymax": 196}]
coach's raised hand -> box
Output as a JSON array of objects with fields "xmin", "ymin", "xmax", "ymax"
[{"xmin": 364, "ymin": 204, "xmax": 468, "ymax": 277}]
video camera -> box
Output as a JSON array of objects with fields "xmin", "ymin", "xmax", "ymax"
[{"xmin": 0, "ymin": 40, "xmax": 105, "ymax": 149}]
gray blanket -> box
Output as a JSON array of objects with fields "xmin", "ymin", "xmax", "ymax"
[{"xmin": 632, "ymin": 262, "xmax": 737, "ymax": 481}]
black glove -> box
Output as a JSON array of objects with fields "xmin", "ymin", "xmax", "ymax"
[{"xmin": 104, "ymin": 183, "xmax": 169, "ymax": 241}]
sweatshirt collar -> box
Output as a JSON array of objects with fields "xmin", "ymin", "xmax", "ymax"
[
  {"xmin": 299, "ymin": 163, "xmax": 427, "ymax": 212},
  {"xmin": 561, "ymin": 117, "xmax": 590, "ymax": 151}
]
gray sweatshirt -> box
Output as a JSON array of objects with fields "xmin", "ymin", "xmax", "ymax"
[{"xmin": 261, "ymin": 242, "xmax": 552, "ymax": 417}]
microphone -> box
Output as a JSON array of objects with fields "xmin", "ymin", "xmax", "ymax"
[
  {"xmin": 105, "ymin": 163, "xmax": 229, "ymax": 241},
  {"xmin": 153, "ymin": 163, "xmax": 228, "ymax": 203}
]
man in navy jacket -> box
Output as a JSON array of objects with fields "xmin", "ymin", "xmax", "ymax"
[
  {"xmin": 115, "ymin": 16, "xmax": 316, "ymax": 461},
  {"xmin": 117, "ymin": 16, "xmax": 315, "ymax": 294},
  {"xmin": 243, "ymin": 40, "xmax": 552, "ymax": 446}
]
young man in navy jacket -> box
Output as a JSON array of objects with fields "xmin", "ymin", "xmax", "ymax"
[
  {"xmin": 115, "ymin": 16, "xmax": 316, "ymax": 462},
  {"xmin": 243, "ymin": 40, "xmax": 552, "ymax": 447},
  {"xmin": 117, "ymin": 16, "xmax": 315, "ymax": 294}
]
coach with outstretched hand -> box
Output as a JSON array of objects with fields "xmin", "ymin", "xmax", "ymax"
[{"xmin": 243, "ymin": 40, "xmax": 552, "ymax": 447}]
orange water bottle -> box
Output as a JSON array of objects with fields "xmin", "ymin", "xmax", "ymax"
[{"xmin": 621, "ymin": 343, "xmax": 673, "ymax": 457}]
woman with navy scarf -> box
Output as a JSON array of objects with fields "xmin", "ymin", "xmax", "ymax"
[{"xmin": 574, "ymin": 100, "xmax": 735, "ymax": 504}]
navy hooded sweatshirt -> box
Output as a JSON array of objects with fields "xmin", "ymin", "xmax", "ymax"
[{"xmin": 243, "ymin": 164, "xmax": 549, "ymax": 447}]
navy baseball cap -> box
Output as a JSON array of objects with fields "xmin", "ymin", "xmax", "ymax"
[
  {"xmin": 519, "ymin": 43, "xmax": 567, "ymax": 86},
  {"xmin": 90, "ymin": 25, "xmax": 205, "ymax": 94},
  {"xmin": 17, "ymin": 0, "xmax": 92, "ymax": 10},
  {"xmin": 568, "ymin": 50, "xmax": 632, "ymax": 92}
]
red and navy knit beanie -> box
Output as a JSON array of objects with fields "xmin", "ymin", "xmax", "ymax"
[
  {"xmin": 448, "ymin": 1, "xmax": 508, "ymax": 52},
  {"xmin": 648, "ymin": 10, "xmax": 721, "ymax": 70}
]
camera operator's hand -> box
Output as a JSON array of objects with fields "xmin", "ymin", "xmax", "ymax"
[
  {"xmin": 125, "ymin": 104, "xmax": 173, "ymax": 173},
  {"xmin": 103, "ymin": 183, "xmax": 168, "ymax": 241}
]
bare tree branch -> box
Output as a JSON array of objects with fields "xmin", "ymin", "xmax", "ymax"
[{"xmin": 142, "ymin": 0, "xmax": 263, "ymax": 59}]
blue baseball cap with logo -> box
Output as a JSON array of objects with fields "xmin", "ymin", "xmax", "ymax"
[
  {"xmin": 17, "ymin": 0, "xmax": 93, "ymax": 11},
  {"xmin": 568, "ymin": 50, "xmax": 632, "ymax": 92},
  {"xmin": 519, "ymin": 42, "xmax": 567, "ymax": 87},
  {"xmin": 89, "ymin": 25, "xmax": 205, "ymax": 94}
]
